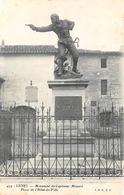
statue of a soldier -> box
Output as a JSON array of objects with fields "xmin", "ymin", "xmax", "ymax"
[{"xmin": 26, "ymin": 14, "xmax": 81, "ymax": 76}]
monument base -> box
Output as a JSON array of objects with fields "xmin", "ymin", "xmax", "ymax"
[
  {"xmin": 48, "ymin": 79, "xmax": 89, "ymax": 118},
  {"xmin": 42, "ymin": 136, "xmax": 94, "ymax": 157},
  {"xmin": 46, "ymin": 79, "xmax": 93, "ymax": 157}
]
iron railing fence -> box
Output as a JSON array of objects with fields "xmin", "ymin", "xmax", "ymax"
[{"xmin": 0, "ymin": 104, "xmax": 123, "ymax": 179}]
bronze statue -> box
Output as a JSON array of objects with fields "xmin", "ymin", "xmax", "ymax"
[{"xmin": 26, "ymin": 14, "xmax": 82, "ymax": 78}]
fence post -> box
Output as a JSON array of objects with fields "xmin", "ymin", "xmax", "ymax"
[
  {"xmin": 97, "ymin": 104, "xmax": 101, "ymax": 179},
  {"xmin": 119, "ymin": 109, "xmax": 124, "ymax": 161}
]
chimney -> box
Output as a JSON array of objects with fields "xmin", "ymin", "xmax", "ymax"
[{"xmin": 1, "ymin": 40, "xmax": 5, "ymax": 47}]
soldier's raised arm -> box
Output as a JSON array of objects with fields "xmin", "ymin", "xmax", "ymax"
[{"xmin": 25, "ymin": 24, "xmax": 53, "ymax": 32}]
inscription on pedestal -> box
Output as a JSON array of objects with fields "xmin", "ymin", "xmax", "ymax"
[{"xmin": 55, "ymin": 96, "xmax": 82, "ymax": 120}]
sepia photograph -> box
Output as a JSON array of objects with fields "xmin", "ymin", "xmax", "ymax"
[{"xmin": 0, "ymin": 0, "xmax": 124, "ymax": 194}]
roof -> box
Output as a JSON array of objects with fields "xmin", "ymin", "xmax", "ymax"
[
  {"xmin": 0, "ymin": 45, "xmax": 57, "ymax": 55},
  {"xmin": 78, "ymin": 49, "xmax": 121, "ymax": 55},
  {"xmin": 0, "ymin": 45, "xmax": 121, "ymax": 55}
]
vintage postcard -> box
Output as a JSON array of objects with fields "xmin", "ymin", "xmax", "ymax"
[{"xmin": 0, "ymin": 0, "xmax": 124, "ymax": 194}]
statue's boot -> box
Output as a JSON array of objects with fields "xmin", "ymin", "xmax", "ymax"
[
  {"xmin": 72, "ymin": 58, "xmax": 80, "ymax": 74},
  {"xmin": 73, "ymin": 69, "xmax": 80, "ymax": 74},
  {"xmin": 72, "ymin": 65, "xmax": 80, "ymax": 74}
]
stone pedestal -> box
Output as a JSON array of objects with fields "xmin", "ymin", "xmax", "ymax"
[
  {"xmin": 48, "ymin": 79, "xmax": 89, "ymax": 117},
  {"xmin": 43, "ymin": 79, "xmax": 94, "ymax": 157}
]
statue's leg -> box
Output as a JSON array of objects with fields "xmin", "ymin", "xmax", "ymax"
[
  {"xmin": 67, "ymin": 42, "xmax": 79, "ymax": 73},
  {"xmin": 57, "ymin": 42, "xmax": 66, "ymax": 75}
]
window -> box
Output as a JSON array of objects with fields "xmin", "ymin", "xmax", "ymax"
[
  {"xmin": 101, "ymin": 58, "xmax": 107, "ymax": 68},
  {"xmin": 91, "ymin": 101, "xmax": 96, "ymax": 107},
  {"xmin": 100, "ymin": 111, "xmax": 117, "ymax": 127},
  {"xmin": 100, "ymin": 111, "xmax": 112, "ymax": 127},
  {"xmin": 101, "ymin": 80, "xmax": 107, "ymax": 95}
]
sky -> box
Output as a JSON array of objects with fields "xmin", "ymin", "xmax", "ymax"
[{"xmin": 0, "ymin": 0, "xmax": 124, "ymax": 50}]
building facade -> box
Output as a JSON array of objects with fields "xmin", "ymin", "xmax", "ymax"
[
  {"xmin": 0, "ymin": 43, "xmax": 123, "ymax": 109},
  {"xmin": 78, "ymin": 49, "xmax": 122, "ymax": 108}
]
